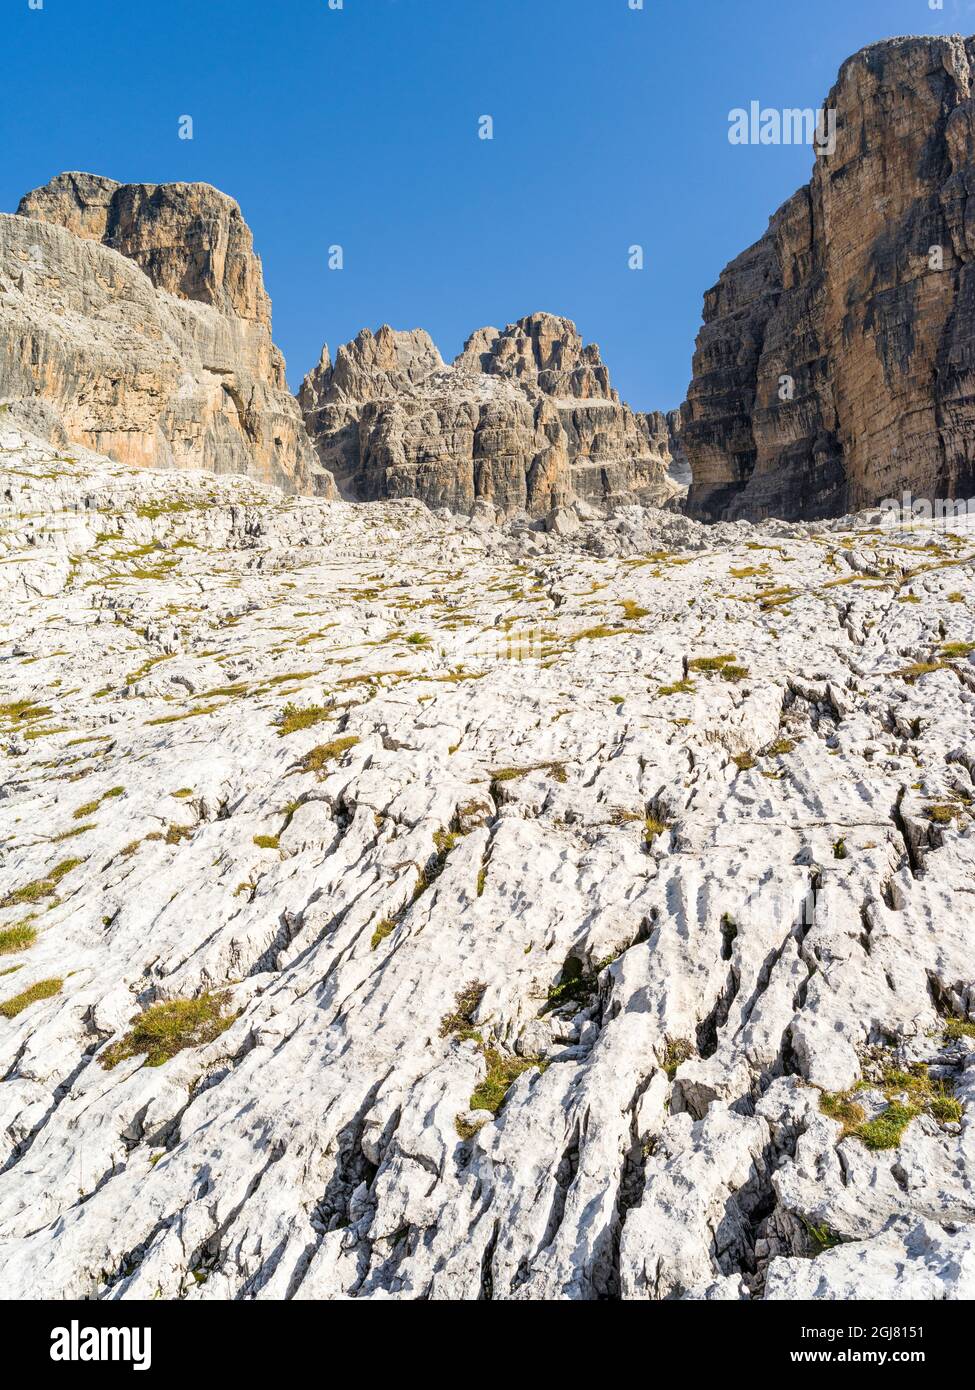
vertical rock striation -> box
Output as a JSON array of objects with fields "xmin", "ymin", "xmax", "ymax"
[{"xmin": 684, "ymin": 35, "xmax": 975, "ymax": 522}]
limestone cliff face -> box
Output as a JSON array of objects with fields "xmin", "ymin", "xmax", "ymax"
[
  {"xmin": 454, "ymin": 314, "xmax": 615, "ymax": 400},
  {"xmin": 300, "ymin": 313, "xmax": 672, "ymax": 515},
  {"xmin": 18, "ymin": 172, "xmax": 272, "ymax": 328},
  {"xmin": 4, "ymin": 173, "xmax": 331, "ymax": 494},
  {"xmin": 646, "ymin": 408, "xmax": 690, "ymax": 489},
  {"xmin": 684, "ymin": 35, "xmax": 975, "ymax": 522}
]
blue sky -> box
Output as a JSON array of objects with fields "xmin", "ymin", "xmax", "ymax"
[{"xmin": 5, "ymin": 0, "xmax": 975, "ymax": 411}]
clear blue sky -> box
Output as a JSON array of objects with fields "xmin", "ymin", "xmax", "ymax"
[{"xmin": 5, "ymin": 0, "xmax": 974, "ymax": 411}]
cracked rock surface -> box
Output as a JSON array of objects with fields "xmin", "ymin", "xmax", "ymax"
[{"xmin": 0, "ymin": 426, "xmax": 973, "ymax": 1300}]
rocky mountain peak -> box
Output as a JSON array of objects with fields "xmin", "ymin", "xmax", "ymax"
[
  {"xmin": 15, "ymin": 171, "xmax": 122, "ymax": 240},
  {"xmin": 5, "ymin": 172, "xmax": 330, "ymax": 494},
  {"xmin": 298, "ymin": 315, "xmax": 673, "ymax": 514},
  {"xmin": 18, "ymin": 172, "xmax": 273, "ymax": 327},
  {"xmin": 455, "ymin": 312, "xmax": 617, "ymax": 402},
  {"xmin": 301, "ymin": 325, "xmax": 445, "ymax": 412}
]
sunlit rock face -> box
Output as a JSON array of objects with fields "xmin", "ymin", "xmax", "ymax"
[
  {"xmin": 3, "ymin": 173, "xmax": 332, "ymax": 494},
  {"xmin": 18, "ymin": 172, "xmax": 273, "ymax": 327},
  {"xmin": 299, "ymin": 314, "xmax": 674, "ymax": 516},
  {"xmin": 684, "ymin": 35, "xmax": 975, "ymax": 523}
]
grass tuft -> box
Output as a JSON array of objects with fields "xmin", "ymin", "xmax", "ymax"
[
  {"xmin": 620, "ymin": 599, "xmax": 650, "ymax": 621},
  {"xmin": 819, "ymin": 1090, "xmax": 867, "ymax": 1136},
  {"xmin": 440, "ymin": 981, "xmax": 486, "ymax": 1042},
  {"xmin": 298, "ymin": 736, "xmax": 360, "ymax": 776},
  {"xmin": 820, "ymin": 1059, "xmax": 963, "ymax": 1150},
  {"xmin": 688, "ymin": 653, "xmax": 738, "ymax": 673},
  {"xmin": 100, "ymin": 993, "xmax": 236, "ymax": 1069},
  {"xmin": 720, "ymin": 664, "xmax": 750, "ymax": 683},
  {"xmin": 277, "ymin": 702, "xmax": 332, "ymax": 737},
  {"xmin": 856, "ymin": 1102, "xmax": 919, "ymax": 1151},
  {"xmin": 0, "ymin": 920, "xmax": 37, "ymax": 956},
  {"xmin": 892, "ymin": 661, "xmax": 948, "ymax": 682},
  {"xmin": 802, "ymin": 1219, "xmax": 843, "ymax": 1255},
  {"xmin": 0, "ymin": 858, "xmax": 83, "ymax": 909},
  {"xmin": 662, "ymin": 1037, "xmax": 694, "ymax": 1079},
  {"xmin": 370, "ymin": 917, "xmax": 396, "ymax": 951},
  {"xmin": 658, "ymin": 678, "xmax": 696, "ymax": 697},
  {"xmin": 544, "ymin": 955, "xmax": 618, "ymax": 1013},
  {"xmin": 645, "ymin": 815, "xmax": 669, "ymax": 847},
  {"xmin": 765, "ymin": 738, "xmax": 796, "ymax": 757},
  {"xmin": 469, "ymin": 1049, "xmax": 540, "ymax": 1114},
  {"xmin": 0, "ymin": 976, "xmax": 62, "ymax": 1019}
]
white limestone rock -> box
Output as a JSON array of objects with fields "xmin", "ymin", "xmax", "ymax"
[{"xmin": 0, "ymin": 429, "xmax": 973, "ymax": 1301}]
